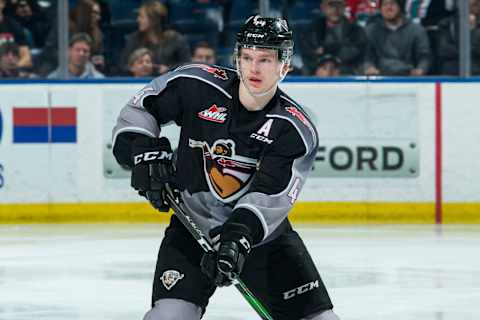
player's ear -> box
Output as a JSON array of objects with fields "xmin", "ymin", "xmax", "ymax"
[{"xmin": 282, "ymin": 62, "xmax": 290, "ymax": 76}]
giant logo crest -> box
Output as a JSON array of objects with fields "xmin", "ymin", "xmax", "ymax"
[{"xmin": 189, "ymin": 138, "xmax": 257, "ymax": 202}]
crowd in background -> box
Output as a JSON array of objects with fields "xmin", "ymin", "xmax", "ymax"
[{"xmin": 0, "ymin": 0, "xmax": 478, "ymax": 79}]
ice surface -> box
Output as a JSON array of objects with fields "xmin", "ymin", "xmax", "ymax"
[{"xmin": 1, "ymin": 224, "xmax": 479, "ymax": 320}]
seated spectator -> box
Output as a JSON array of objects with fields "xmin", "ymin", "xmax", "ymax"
[
  {"xmin": 5, "ymin": 0, "xmax": 51, "ymax": 48},
  {"xmin": 70, "ymin": 0, "xmax": 105, "ymax": 72},
  {"xmin": 191, "ymin": 41, "xmax": 216, "ymax": 64},
  {"xmin": 48, "ymin": 33, "xmax": 104, "ymax": 79},
  {"xmin": 120, "ymin": 0, "xmax": 191, "ymax": 75},
  {"xmin": 314, "ymin": 54, "xmax": 341, "ymax": 76},
  {"xmin": 37, "ymin": 0, "xmax": 106, "ymax": 76},
  {"xmin": 127, "ymin": 47, "xmax": 154, "ymax": 77},
  {"xmin": 364, "ymin": 0, "xmax": 431, "ymax": 76},
  {"xmin": 0, "ymin": 42, "xmax": 32, "ymax": 77},
  {"xmin": 436, "ymin": 0, "xmax": 480, "ymax": 75},
  {"xmin": 0, "ymin": 0, "xmax": 32, "ymax": 68},
  {"xmin": 300, "ymin": 0, "xmax": 366, "ymax": 75}
]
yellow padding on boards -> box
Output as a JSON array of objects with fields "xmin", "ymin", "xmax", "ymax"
[
  {"xmin": 0, "ymin": 202, "xmax": 479, "ymax": 224},
  {"xmin": 0, "ymin": 203, "xmax": 171, "ymax": 223},
  {"xmin": 443, "ymin": 203, "xmax": 480, "ymax": 223},
  {"xmin": 290, "ymin": 202, "xmax": 436, "ymax": 224}
]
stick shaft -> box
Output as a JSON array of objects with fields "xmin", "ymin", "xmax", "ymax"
[{"xmin": 164, "ymin": 188, "xmax": 274, "ymax": 320}]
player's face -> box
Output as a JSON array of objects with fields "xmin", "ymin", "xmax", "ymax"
[{"xmin": 238, "ymin": 47, "xmax": 285, "ymax": 95}]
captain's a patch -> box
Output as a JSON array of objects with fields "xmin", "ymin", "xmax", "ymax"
[{"xmin": 161, "ymin": 269, "xmax": 185, "ymax": 290}]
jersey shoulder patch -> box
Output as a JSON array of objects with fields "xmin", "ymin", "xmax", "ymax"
[
  {"xmin": 172, "ymin": 63, "xmax": 236, "ymax": 95},
  {"xmin": 175, "ymin": 63, "xmax": 236, "ymax": 82},
  {"xmin": 128, "ymin": 64, "xmax": 236, "ymax": 108},
  {"xmin": 267, "ymin": 93, "xmax": 318, "ymax": 154}
]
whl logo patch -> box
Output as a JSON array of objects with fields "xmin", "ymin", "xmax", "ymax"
[{"xmin": 198, "ymin": 104, "xmax": 227, "ymax": 123}]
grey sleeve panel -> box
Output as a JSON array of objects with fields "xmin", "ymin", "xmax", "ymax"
[
  {"xmin": 112, "ymin": 65, "xmax": 236, "ymax": 144},
  {"xmin": 235, "ymin": 156, "xmax": 314, "ymax": 241},
  {"xmin": 111, "ymin": 71, "xmax": 178, "ymax": 144},
  {"xmin": 235, "ymin": 115, "xmax": 319, "ymax": 242},
  {"xmin": 112, "ymin": 105, "xmax": 160, "ymax": 145}
]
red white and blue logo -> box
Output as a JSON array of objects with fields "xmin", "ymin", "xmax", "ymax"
[{"xmin": 13, "ymin": 107, "xmax": 77, "ymax": 143}]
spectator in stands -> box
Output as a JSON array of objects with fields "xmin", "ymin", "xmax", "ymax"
[
  {"xmin": 314, "ymin": 54, "xmax": 342, "ymax": 76},
  {"xmin": 300, "ymin": 0, "xmax": 367, "ymax": 75},
  {"xmin": 436, "ymin": 0, "xmax": 480, "ymax": 75},
  {"xmin": 0, "ymin": 0, "xmax": 32, "ymax": 68},
  {"xmin": 191, "ymin": 41, "xmax": 216, "ymax": 64},
  {"xmin": 0, "ymin": 42, "xmax": 18, "ymax": 77},
  {"xmin": 70, "ymin": 0, "xmax": 105, "ymax": 72},
  {"xmin": 120, "ymin": 0, "xmax": 190, "ymax": 75},
  {"xmin": 37, "ymin": 0, "xmax": 107, "ymax": 76},
  {"xmin": 127, "ymin": 47, "xmax": 154, "ymax": 77},
  {"xmin": 47, "ymin": 33, "xmax": 104, "ymax": 79},
  {"xmin": 364, "ymin": 0, "xmax": 431, "ymax": 76},
  {"xmin": 5, "ymin": 0, "xmax": 51, "ymax": 49},
  {"xmin": 0, "ymin": 42, "xmax": 31, "ymax": 77}
]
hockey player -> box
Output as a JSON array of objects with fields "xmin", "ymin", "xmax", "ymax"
[{"xmin": 112, "ymin": 15, "xmax": 340, "ymax": 320}]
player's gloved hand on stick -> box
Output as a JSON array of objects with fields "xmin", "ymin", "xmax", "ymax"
[
  {"xmin": 201, "ymin": 222, "xmax": 252, "ymax": 287},
  {"xmin": 131, "ymin": 136, "xmax": 174, "ymax": 212}
]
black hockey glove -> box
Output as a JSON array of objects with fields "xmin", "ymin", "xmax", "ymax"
[
  {"xmin": 200, "ymin": 223, "xmax": 252, "ymax": 287},
  {"xmin": 131, "ymin": 136, "xmax": 174, "ymax": 212}
]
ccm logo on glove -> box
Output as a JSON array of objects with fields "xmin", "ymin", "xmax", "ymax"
[{"xmin": 134, "ymin": 150, "xmax": 172, "ymax": 165}]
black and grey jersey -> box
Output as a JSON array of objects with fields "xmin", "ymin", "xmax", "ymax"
[{"xmin": 113, "ymin": 63, "xmax": 318, "ymax": 244}]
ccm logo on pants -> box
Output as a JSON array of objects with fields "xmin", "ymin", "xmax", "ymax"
[{"xmin": 283, "ymin": 280, "xmax": 320, "ymax": 300}]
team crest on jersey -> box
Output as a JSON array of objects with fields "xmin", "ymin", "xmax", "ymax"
[
  {"xmin": 285, "ymin": 106, "xmax": 312, "ymax": 129},
  {"xmin": 201, "ymin": 65, "xmax": 229, "ymax": 80},
  {"xmin": 161, "ymin": 270, "xmax": 184, "ymax": 290},
  {"xmin": 189, "ymin": 138, "xmax": 257, "ymax": 202},
  {"xmin": 198, "ymin": 104, "xmax": 228, "ymax": 123}
]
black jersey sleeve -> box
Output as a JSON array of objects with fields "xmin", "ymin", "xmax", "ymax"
[
  {"xmin": 250, "ymin": 124, "xmax": 306, "ymax": 194},
  {"xmin": 232, "ymin": 110, "xmax": 318, "ymax": 243},
  {"xmin": 112, "ymin": 64, "xmax": 235, "ymax": 153}
]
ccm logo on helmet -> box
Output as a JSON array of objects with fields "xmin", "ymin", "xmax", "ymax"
[
  {"xmin": 247, "ymin": 33, "xmax": 264, "ymax": 38},
  {"xmin": 134, "ymin": 151, "xmax": 172, "ymax": 165}
]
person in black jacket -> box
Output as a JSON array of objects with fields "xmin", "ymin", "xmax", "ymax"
[
  {"xmin": 364, "ymin": 0, "xmax": 431, "ymax": 76},
  {"xmin": 436, "ymin": 0, "xmax": 480, "ymax": 75},
  {"xmin": 301, "ymin": 0, "xmax": 366, "ymax": 75},
  {"xmin": 112, "ymin": 15, "xmax": 340, "ymax": 320}
]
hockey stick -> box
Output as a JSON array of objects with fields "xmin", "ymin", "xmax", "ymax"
[{"xmin": 164, "ymin": 184, "xmax": 274, "ymax": 320}]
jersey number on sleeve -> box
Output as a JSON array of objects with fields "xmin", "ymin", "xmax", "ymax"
[{"xmin": 287, "ymin": 178, "xmax": 301, "ymax": 204}]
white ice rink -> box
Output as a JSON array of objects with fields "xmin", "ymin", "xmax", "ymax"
[{"xmin": 1, "ymin": 223, "xmax": 479, "ymax": 320}]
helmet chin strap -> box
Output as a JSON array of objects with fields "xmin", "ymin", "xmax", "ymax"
[{"xmin": 236, "ymin": 59, "xmax": 289, "ymax": 98}]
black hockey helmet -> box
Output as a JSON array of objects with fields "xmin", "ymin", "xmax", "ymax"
[{"xmin": 235, "ymin": 15, "xmax": 294, "ymax": 63}]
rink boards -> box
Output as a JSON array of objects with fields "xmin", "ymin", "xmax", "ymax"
[{"xmin": 0, "ymin": 78, "xmax": 479, "ymax": 223}]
